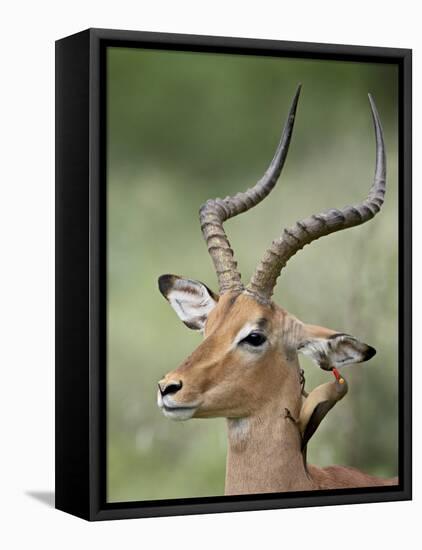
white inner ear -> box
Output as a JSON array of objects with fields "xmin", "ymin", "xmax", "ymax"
[
  {"xmin": 328, "ymin": 336, "xmax": 367, "ymax": 367},
  {"xmin": 166, "ymin": 279, "xmax": 217, "ymax": 331},
  {"xmin": 298, "ymin": 334, "xmax": 369, "ymax": 369},
  {"xmin": 299, "ymin": 338, "xmax": 330, "ymax": 362}
]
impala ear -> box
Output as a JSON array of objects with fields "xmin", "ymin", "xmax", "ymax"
[
  {"xmin": 158, "ymin": 274, "xmax": 219, "ymax": 331},
  {"xmin": 297, "ymin": 324, "xmax": 376, "ymax": 370}
]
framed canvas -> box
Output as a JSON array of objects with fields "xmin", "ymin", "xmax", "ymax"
[{"xmin": 55, "ymin": 28, "xmax": 412, "ymax": 521}]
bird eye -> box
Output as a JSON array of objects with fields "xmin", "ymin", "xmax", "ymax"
[{"xmin": 240, "ymin": 332, "xmax": 267, "ymax": 347}]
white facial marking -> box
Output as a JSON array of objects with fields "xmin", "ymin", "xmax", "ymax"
[
  {"xmin": 231, "ymin": 323, "xmax": 260, "ymax": 349},
  {"xmin": 161, "ymin": 406, "xmax": 197, "ymax": 421},
  {"xmin": 157, "ymin": 391, "xmax": 199, "ymax": 421}
]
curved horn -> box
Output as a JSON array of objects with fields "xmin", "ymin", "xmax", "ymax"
[
  {"xmin": 199, "ymin": 85, "xmax": 302, "ymax": 294},
  {"xmin": 247, "ymin": 94, "xmax": 386, "ymax": 299}
]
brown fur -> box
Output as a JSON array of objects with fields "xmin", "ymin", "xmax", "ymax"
[{"xmin": 159, "ymin": 291, "xmax": 397, "ymax": 495}]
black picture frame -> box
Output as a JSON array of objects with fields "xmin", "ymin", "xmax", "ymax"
[{"xmin": 55, "ymin": 27, "xmax": 412, "ymax": 521}]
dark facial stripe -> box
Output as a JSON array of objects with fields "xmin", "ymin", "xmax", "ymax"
[{"xmin": 256, "ymin": 317, "xmax": 269, "ymax": 330}]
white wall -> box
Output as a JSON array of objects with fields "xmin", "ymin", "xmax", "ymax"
[{"xmin": 0, "ymin": 1, "xmax": 419, "ymax": 548}]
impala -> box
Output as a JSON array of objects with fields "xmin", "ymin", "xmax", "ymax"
[{"xmin": 157, "ymin": 85, "xmax": 397, "ymax": 494}]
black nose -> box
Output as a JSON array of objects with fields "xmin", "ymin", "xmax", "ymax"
[{"xmin": 158, "ymin": 380, "xmax": 183, "ymax": 397}]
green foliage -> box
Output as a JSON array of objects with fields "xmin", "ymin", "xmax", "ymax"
[{"xmin": 107, "ymin": 47, "xmax": 398, "ymax": 502}]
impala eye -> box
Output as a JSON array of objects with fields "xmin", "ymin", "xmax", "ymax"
[{"xmin": 240, "ymin": 332, "xmax": 267, "ymax": 347}]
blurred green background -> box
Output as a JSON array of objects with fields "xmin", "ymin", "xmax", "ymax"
[{"xmin": 107, "ymin": 47, "xmax": 398, "ymax": 503}]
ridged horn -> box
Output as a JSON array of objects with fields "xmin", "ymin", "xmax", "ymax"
[
  {"xmin": 199, "ymin": 85, "xmax": 302, "ymax": 294},
  {"xmin": 247, "ymin": 93, "xmax": 386, "ymax": 299}
]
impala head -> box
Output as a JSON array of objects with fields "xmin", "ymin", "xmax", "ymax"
[{"xmin": 157, "ymin": 85, "xmax": 385, "ymax": 422}]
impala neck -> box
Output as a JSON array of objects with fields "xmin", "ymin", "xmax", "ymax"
[{"xmin": 225, "ymin": 365, "xmax": 313, "ymax": 495}]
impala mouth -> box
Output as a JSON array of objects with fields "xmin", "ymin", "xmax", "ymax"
[
  {"xmin": 161, "ymin": 404, "xmax": 198, "ymax": 421},
  {"xmin": 157, "ymin": 393, "xmax": 199, "ymax": 421}
]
